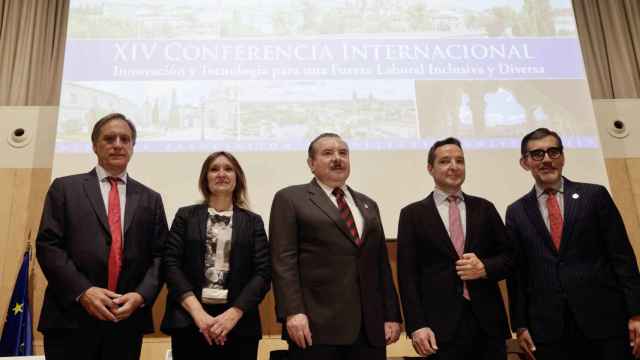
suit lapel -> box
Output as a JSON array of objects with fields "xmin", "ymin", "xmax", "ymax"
[
  {"xmin": 230, "ymin": 207, "xmax": 246, "ymax": 247},
  {"xmin": 199, "ymin": 205, "xmax": 209, "ymax": 250},
  {"xmin": 226, "ymin": 208, "xmax": 246, "ymax": 288},
  {"xmin": 123, "ymin": 177, "xmax": 140, "ymax": 234},
  {"xmin": 559, "ymin": 178, "xmax": 578, "ymax": 254},
  {"xmin": 196, "ymin": 205, "xmax": 209, "ymax": 285},
  {"xmin": 462, "ymin": 193, "xmax": 474, "ymax": 252},
  {"xmin": 83, "ymin": 169, "xmax": 110, "ymax": 234},
  {"xmin": 522, "ymin": 187, "xmax": 558, "ymax": 254},
  {"xmin": 307, "ymin": 179, "xmax": 354, "ymax": 244},
  {"xmin": 423, "ymin": 193, "xmax": 459, "ymax": 259}
]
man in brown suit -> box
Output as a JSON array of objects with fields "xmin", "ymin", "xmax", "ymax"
[{"xmin": 269, "ymin": 133, "xmax": 402, "ymax": 360}]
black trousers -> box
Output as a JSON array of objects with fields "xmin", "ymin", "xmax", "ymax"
[
  {"xmin": 170, "ymin": 326, "xmax": 259, "ymax": 360},
  {"xmin": 430, "ymin": 300, "xmax": 506, "ymax": 360},
  {"xmin": 535, "ymin": 303, "xmax": 632, "ymax": 360},
  {"xmin": 43, "ymin": 322, "xmax": 143, "ymax": 360},
  {"xmin": 287, "ymin": 326, "xmax": 385, "ymax": 360}
]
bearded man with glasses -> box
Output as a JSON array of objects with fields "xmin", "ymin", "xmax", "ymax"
[{"xmin": 506, "ymin": 127, "xmax": 640, "ymax": 360}]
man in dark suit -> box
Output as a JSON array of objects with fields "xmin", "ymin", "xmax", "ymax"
[
  {"xmin": 36, "ymin": 113, "xmax": 168, "ymax": 360},
  {"xmin": 507, "ymin": 127, "xmax": 640, "ymax": 359},
  {"xmin": 269, "ymin": 133, "xmax": 402, "ymax": 360},
  {"xmin": 397, "ymin": 137, "xmax": 512, "ymax": 360}
]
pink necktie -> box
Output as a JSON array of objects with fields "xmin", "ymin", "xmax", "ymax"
[
  {"xmin": 107, "ymin": 177, "xmax": 123, "ymax": 291},
  {"xmin": 448, "ymin": 195, "xmax": 470, "ymax": 300},
  {"xmin": 546, "ymin": 190, "xmax": 563, "ymax": 251}
]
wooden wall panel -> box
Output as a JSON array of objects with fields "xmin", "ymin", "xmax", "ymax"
[
  {"xmin": 606, "ymin": 159, "xmax": 640, "ymax": 258},
  {"xmin": 29, "ymin": 169, "xmax": 53, "ymax": 342},
  {"xmin": 148, "ymin": 286, "xmax": 168, "ymax": 337},
  {"xmin": 0, "ymin": 169, "xmax": 19, "ymax": 326},
  {"xmin": 259, "ymin": 286, "xmax": 281, "ymax": 335},
  {"xmin": 0, "ymin": 168, "xmax": 51, "ymax": 342}
]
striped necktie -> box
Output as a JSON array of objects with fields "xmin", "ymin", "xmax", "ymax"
[{"xmin": 332, "ymin": 187, "xmax": 362, "ymax": 247}]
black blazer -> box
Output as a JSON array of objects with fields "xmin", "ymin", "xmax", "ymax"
[
  {"xmin": 397, "ymin": 192, "xmax": 512, "ymax": 342},
  {"xmin": 36, "ymin": 169, "xmax": 168, "ymax": 334},
  {"xmin": 161, "ymin": 204, "xmax": 270, "ymax": 338},
  {"xmin": 507, "ymin": 178, "xmax": 640, "ymax": 343},
  {"xmin": 269, "ymin": 179, "xmax": 402, "ymax": 346}
]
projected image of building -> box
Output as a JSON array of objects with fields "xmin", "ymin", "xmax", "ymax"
[
  {"xmin": 415, "ymin": 79, "xmax": 596, "ymax": 141},
  {"xmin": 67, "ymin": 0, "xmax": 575, "ymax": 39}
]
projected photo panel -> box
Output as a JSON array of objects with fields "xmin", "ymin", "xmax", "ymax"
[{"xmin": 58, "ymin": 0, "xmax": 593, "ymax": 152}]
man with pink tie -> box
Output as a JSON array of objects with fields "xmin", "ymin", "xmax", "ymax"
[{"xmin": 397, "ymin": 137, "xmax": 513, "ymax": 359}]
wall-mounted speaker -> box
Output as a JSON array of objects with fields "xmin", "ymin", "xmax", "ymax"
[
  {"xmin": 607, "ymin": 118, "xmax": 629, "ymax": 139},
  {"xmin": 7, "ymin": 127, "xmax": 33, "ymax": 148}
]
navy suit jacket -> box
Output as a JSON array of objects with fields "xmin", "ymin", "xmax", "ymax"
[
  {"xmin": 397, "ymin": 192, "xmax": 513, "ymax": 342},
  {"xmin": 161, "ymin": 204, "xmax": 271, "ymax": 338},
  {"xmin": 507, "ymin": 178, "xmax": 640, "ymax": 343},
  {"xmin": 36, "ymin": 169, "xmax": 168, "ymax": 334}
]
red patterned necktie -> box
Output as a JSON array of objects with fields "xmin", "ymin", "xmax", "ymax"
[
  {"xmin": 448, "ymin": 195, "xmax": 470, "ymax": 300},
  {"xmin": 546, "ymin": 190, "xmax": 563, "ymax": 251},
  {"xmin": 332, "ymin": 187, "xmax": 363, "ymax": 247},
  {"xmin": 107, "ymin": 177, "xmax": 123, "ymax": 291}
]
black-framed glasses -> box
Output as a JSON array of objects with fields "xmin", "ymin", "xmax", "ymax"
[{"xmin": 526, "ymin": 147, "xmax": 563, "ymax": 161}]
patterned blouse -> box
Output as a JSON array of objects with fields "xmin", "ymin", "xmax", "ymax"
[{"xmin": 202, "ymin": 207, "xmax": 233, "ymax": 304}]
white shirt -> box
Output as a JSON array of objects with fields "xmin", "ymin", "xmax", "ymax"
[
  {"xmin": 96, "ymin": 164, "xmax": 127, "ymax": 234},
  {"xmin": 433, "ymin": 188, "xmax": 467, "ymax": 239},
  {"xmin": 316, "ymin": 179, "xmax": 365, "ymax": 238},
  {"xmin": 535, "ymin": 178, "xmax": 565, "ymax": 232}
]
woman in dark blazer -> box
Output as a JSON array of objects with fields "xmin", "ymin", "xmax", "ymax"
[{"xmin": 161, "ymin": 151, "xmax": 271, "ymax": 359}]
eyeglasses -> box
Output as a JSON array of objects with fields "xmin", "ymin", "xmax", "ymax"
[{"xmin": 525, "ymin": 147, "xmax": 563, "ymax": 161}]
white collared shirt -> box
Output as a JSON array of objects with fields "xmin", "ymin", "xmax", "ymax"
[
  {"xmin": 96, "ymin": 164, "xmax": 127, "ymax": 233},
  {"xmin": 316, "ymin": 179, "xmax": 365, "ymax": 238},
  {"xmin": 433, "ymin": 188, "xmax": 467, "ymax": 239},
  {"xmin": 535, "ymin": 178, "xmax": 565, "ymax": 232}
]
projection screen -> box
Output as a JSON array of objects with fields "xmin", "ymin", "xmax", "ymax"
[{"xmin": 54, "ymin": 0, "xmax": 609, "ymax": 235}]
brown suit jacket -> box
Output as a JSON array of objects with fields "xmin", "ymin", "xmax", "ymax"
[{"xmin": 269, "ymin": 179, "xmax": 402, "ymax": 346}]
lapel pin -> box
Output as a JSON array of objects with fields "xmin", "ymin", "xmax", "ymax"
[
  {"xmin": 572, "ymin": 193, "xmax": 579, "ymax": 199},
  {"xmin": 364, "ymin": 203, "xmax": 369, "ymax": 209}
]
